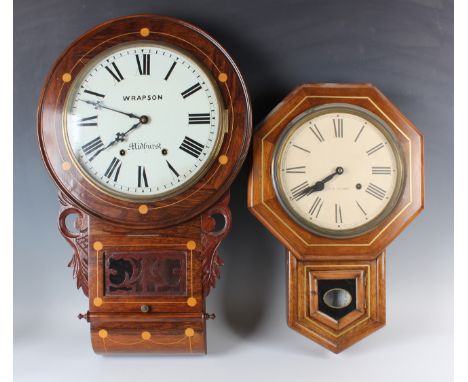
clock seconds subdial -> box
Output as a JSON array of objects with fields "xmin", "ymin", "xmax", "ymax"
[
  {"xmin": 274, "ymin": 107, "xmax": 403, "ymax": 237},
  {"xmin": 65, "ymin": 42, "xmax": 222, "ymax": 198}
]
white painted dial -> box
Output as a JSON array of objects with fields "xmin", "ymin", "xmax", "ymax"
[
  {"xmin": 273, "ymin": 105, "xmax": 404, "ymax": 238},
  {"xmin": 64, "ymin": 42, "xmax": 223, "ymax": 199}
]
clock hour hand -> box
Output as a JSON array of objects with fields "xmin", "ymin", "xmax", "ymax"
[
  {"xmin": 80, "ymin": 99, "xmax": 141, "ymax": 119},
  {"xmin": 88, "ymin": 119, "xmax": 147, "ymax": 161},
  {"xmin": 320, "ymin": 166, "xmax": 344, "ymax": 184},
  {"xmin": 88, "ymin": 136, "xmax": 121, "ymax": 161},
  {"xmin": 295, "ymin": 167, "xmax": 344, "ymax": 200},
  {"xmin": 122, "ymin": 119, "xmax": 145, "ymax": 135}
]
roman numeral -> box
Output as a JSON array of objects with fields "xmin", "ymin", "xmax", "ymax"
[
  {"xmin": 356, "ymin": 200, "xmax": 367, "ymax": 216},
  {"xmin": 179, "ymin": 136, "xmax": 204, "ymax": 158},
  {"xmin": 354, "ymin": 126, "xmax": 365, "ymax": 142},
  {"xmin": 290, "ymin": 181, "xmax": 308, "ymax": 201},
  {"xmin": 309, "ymin": 124, "xmax": 325, "ymax": 142},
  {"xmin": 164, "ymin": 62, "xmax": 177, "ymax": 81},
  {"xmin": 366, "ymin": 183, "xmax": 386, "ymax": 200},
  {"xmin": 104, "ymin": 157, "xmax": 122, "ymax": 181},
  {"xmin": 189, "ymin": 113, "xmax": 210, "ymax": 125},
  {"xmin": 309, "ymin": 196, "xmax": 323, "ymax": 218},
  {"xmin": 105, "ymin": 62, "xmax": 124, "ymax": 82},
  {"xmin": 77, "ymin": 115, "xmax": 97, "ymax": 126},
  {"xmin": 292, "ymin": 144, "xmax": 311, "ymax": 153},
  {"xmin": 166, "ymin": 160, "xmax": 180, "ymax": 177},
  {"xmin": 366, "ymin": 142, "xmax": 385, "ymax": 156},
  {"xmin": 138, "ymin": 166, "xmax": 149, "ymax": 188},
  {"xmin": 181, "ymin": 83, "xmax": 202, "ymax": 98},
  {"xmin": 136, "ymin": 54, "xmax": 150, "ymax": 75},
  {"xmin": 372, "ymin": 166, "xmax": 392, "ymax": 175},
  {"xmin": 81, "ymin": 137, "xmax": 103, "ymax": 156},
  {"xmin": 335, "ymin": 204, "xmax": 343, "ymax": 224},
  {"xmin": 83, "ymin": 89, "xmax": 105, "ymax": 98},
  {"xmin": 333, "ymin": 118, "xmax": 344, "ymax": 138},
  {"xmin": 286, "ymin": 166, "xmax": 306, "ymax": 174}
]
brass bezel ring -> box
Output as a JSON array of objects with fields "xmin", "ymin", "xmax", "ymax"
[
  {"xmin": 62, "ymin": 41, "xmax": 226, "ymax": 202},
  {"xmin": 272, "ymin": 103, "xmax": 406, "ymax": 239}
]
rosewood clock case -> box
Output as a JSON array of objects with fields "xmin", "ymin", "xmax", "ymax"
[{"xmin": 37, "ymin": 14, "xmax": 252, "ymax": 354}]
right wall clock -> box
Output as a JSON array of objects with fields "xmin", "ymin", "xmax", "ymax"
[{"xmin": 248, "ymin": 84, "xmax": 424, "ymax": 353}]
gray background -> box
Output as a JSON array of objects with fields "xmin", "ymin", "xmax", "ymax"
[{"xmin": 14, "ymin": 0, "xmax": 453, "ymax": 381}]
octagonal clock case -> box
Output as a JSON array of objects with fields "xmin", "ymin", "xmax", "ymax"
[
  {"xmin": 248, "ymin": 84, "xmax": 424, "ymax": 353},
  {"xmin": 37, "ymin": 14, "xmax": 252, "ymax": 354}
]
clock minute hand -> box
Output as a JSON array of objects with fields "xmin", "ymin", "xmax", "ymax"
[{"xmin": 80, "ymin": 99, "xmax": 141, "ymax": 119}]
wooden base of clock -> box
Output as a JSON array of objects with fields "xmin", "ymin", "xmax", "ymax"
[
  {"xmin": 88, "ymin": 313, "xmax": 207, "ymax": 354},
  {"xmin": 287, "ymin": 250, "xmax": 386, "ymax": 353},
  {"xmin": 59, "ymin": 191, "xmax": 231, "ymax": 354}
]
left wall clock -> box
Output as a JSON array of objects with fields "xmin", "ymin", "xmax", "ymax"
[{"xmin": 37, "ymin": 14, "xmax": 252, "ymax": 354}]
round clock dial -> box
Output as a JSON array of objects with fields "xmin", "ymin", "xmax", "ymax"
[
  {"xmin": 273, "ymin": 104, "xmax": 404, "ymax": 238},
  {"xmin": 64, "ymin": 42, "xmax": 223, "ymax": 199}
]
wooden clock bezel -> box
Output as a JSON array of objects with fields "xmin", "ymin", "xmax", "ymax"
[
  {"xmin": 248, "ymin": 83, "xmax": 424, "ymax": 260},
  {"xmin": 38, "ymin": 14, "xmax": 252, "ymax": 228}
]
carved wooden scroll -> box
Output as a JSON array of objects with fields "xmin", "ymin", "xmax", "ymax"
[
  {"xmin": 58, "ymin": 192, "xmax": 89, "ymax": 296},
  {"xmin": 200, "ymin": 192, "xmax": 232, "ymax": 297}
]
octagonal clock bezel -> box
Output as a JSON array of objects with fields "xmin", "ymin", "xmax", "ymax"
[
  {"xmin": 271, "ymin": 102, "xmax": 406, "ymax": 239},
  {"xmin": 248, "ymin": 83, "xmax": 424, "ymax": 260}
]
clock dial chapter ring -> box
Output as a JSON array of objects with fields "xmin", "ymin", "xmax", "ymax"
[
  {"xmin": 62, "ymin": 41, "xmax": 226, "ymax": 202},
  {"xmin": 272, "ymin": 103, "xmax": 405, "ymax": 239}
]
